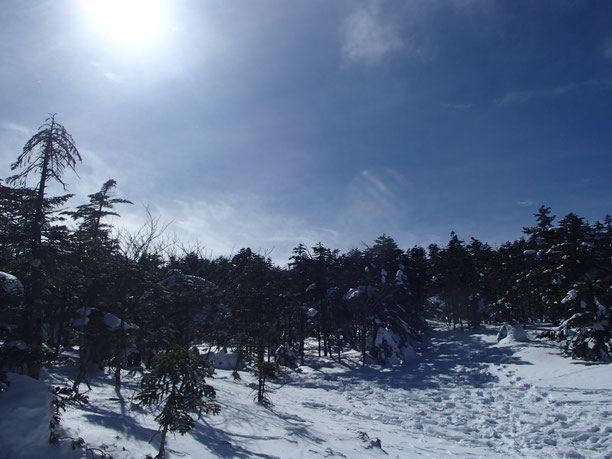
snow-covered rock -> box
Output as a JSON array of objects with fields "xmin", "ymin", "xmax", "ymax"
[
  {"xmin": 373, "ymin": 327, "xmax": 417, "ymax": 365},
  {"xmin": 158, "ymin": 269, "xmax": 217, "ymax": 290},
  {"xmin": 561, "ymin": 289, "xmax": 579, "ymax": 304},
  {"xmin": 0, "ymin": 271, "xmax": 24, "ymax": 294},
  {"xmin": 275, "ymin": 343, "xmax": 298, "ymax": 368},
  {"xmin": 207, "ymin": 348, "xmax": 242, "ymax": 370},
  {"xmin": 496, "ymin": 323, "xmax": 529, "ymax": 343}
]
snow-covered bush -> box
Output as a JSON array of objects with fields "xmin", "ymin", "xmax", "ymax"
[
  {"xmin": 274, "ymin": 342, "xmax": 298, "ymax": 368},
  {"xmin": 373, "ymin": 327, "xmax": 416, "ymax": 365},
  {"xmin": 207, "ymin": 348, "xmax": 242, "ymax": 371},
  {"xmin": 538, "ymin": 285, "xmax": 611, "ymax": 361},
  {"xmin": 343, "ymin": 277, "xmax": 425, "ymax": 366},
  {"xmin": 0, "ymin": 271, "xmax": 24, "ymax": 295},
  {"xmin": 496, "ymin": 323, "xmax": 529, "ymax": 343}
]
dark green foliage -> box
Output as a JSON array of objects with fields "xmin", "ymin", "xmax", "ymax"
[
  {"xmin": 7, "ymin": 114, "xmax": 80, "ymax": 255},
  {"xmin": 224, "ymin": 249, "xmax": 283, "ymax": 402},
  {"xmin": 340, "ymin": 235, "xmax": 427, "ymax": 366},
  {"xmin": 135, "ymin": 346, "xmax": 219, "ymax": 458},
  {"xmin": 428, "ymin": 232, "xmax": 479, "ymax": 329},
  {"xmin": 64, "ymin": 179, "xmax": 132, "ymax": 241},
  {"xmin": 534, "ymin": 213, "xmax": 612, "ymax": 361},
  {"xmin": 4, "ymin": 115, "xmax": 80, "ymax": 379}
]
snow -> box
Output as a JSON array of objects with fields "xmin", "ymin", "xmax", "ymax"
[
  {"xmin": 343, "ymin": 287, "xmax": 362, "ymax": 300},
  {"xmin": 1, "ymin": 323, "xmax": 611, "ymax": 458},
  {"xmin": 561, "ymin": 289, "xmax": 579, "ymax": 304},
  {"xmin": 206, "ymin": 348, "xmax": 240, "ymax": 370},
  {"xmin": 497, "ymin": 323, "xmax": 529, "ymax": 343},
  {"xmin": 157, "ymin": 269, "xmax": 217, "ymax": 290},
  {"xmin": 0, "ymin": 373, "xmax": 79, "ymax": 459},
  {"xmin": 103, "ymin": 312, "xmax": 139, "ymax": 331},
  {"xmin": 4, "ymin": 340, "xmax": 28, "ymax": 350},
  {"xmin": 0, "ymin": 271, "xmax": 24, "ymax": 294},
  {"xmin": 71, "ymin": 308, "xmax": 138, "ymax": 331}
]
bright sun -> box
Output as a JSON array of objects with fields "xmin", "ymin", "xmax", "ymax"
[{"xmin": 80, "ymin": 0, "xmax": 165, "ymax": 47}]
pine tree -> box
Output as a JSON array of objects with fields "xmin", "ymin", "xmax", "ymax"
[
  {"xmin": 539, "ymin": 213, "xmax": 612, "ymax": 360},
  {"xmin": 7, "ymin": 114, "xmax": 81, "ymax": 255},
  {"xmin": 287, "ymin": 243, "xmax": 313, "ymax": 365},
  {"xmin": 341, "ymin": 235, "xmax": 426, "ymax": 365},
  {"xmin": 430, "ymin": 232, "xmax": 476, "ymax": 329},
  {"xmin": 135, "ymin": 346, "xmax": 219, "ymax": 459},
  {"xmin": 5, "ymin": 114, "xmax": 81, "ymax": 378},
  {"xmin": 225, "ymin": 249, "xmax": 281, "ymax": 402},
  {"xmin": 65, "ymin": 180, "xmax": 132, "ymax": 390}
]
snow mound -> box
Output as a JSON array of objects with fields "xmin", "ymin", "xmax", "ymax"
[
  {"xmin": 496, "ymin": 322, "xmax": 529, "ymax": 344},
  {"xmin": 158, "ymin": 269, "xmax": 217, "ymax": 290},
  {"xmin": 374, "ymin": 327, "xmax": 416, "ymax": 364},
  {"xmin": 208, "ymin": 349, "xmax": 240, "ymax": 370},
  {"xmin": 0, "ymin": 374, "xmax": 79, "ymax": 459},
  {"xmin": 0, "ymin": 271, "xmax": 24, "ymax": 294}
]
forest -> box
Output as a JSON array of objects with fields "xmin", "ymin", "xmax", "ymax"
[{"xmin": 0, "ymin": 116, "xmax": 611, "ymax": 457}]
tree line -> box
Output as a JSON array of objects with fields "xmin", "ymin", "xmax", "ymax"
[{"xmin": 0, "ymin": 115, "xmax": 610, "ymax": 455}]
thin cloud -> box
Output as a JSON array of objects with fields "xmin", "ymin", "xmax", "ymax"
[
  {"xmin": 104, "ymin": 71, "xmax": 124, "ymax": 83},
  {"xmin": 496, "ymin": 78, "xmax": 612, "ymax": 105},
  {"xmin": 605, "ymin": 38, "xmax": 612, "ymax": 60},
  {"xmin": 0, "ymin": 121, "xmax": 30, "ymax": 136},
  {"xmin": 517, "ymin": 200, "xmax": 537, "ymax": 207},
  {"xmin": 441, "ymin": 103, "xmax": 474, "ymax": 109},
  {"xmin": 123, "ymin": 194, "xmax": 342, "ymax": 266},
  {"xmin": 341, "ymin": 2, "xmax": 403, "ymax": 64}
]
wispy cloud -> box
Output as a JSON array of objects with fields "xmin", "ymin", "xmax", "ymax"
[
  {"xmin": 90, "ymin": 61, "xmax": 124, "ymax": 83},
  {"xmin": 0, "ymin": 121, "xmax": 30, "ymax": 136},
  {"xmin": 116, "ymin": 193, "xmax": 341, "ymax": 266},
  {"xmin": 441, "ymin": 103, "xmax": 474, "ymax": 110},
  {"xmin": 0, "ymin": 121, "xmax": 32, "ymax": 175},
  {"xmin": 341, "ymin": 2, "xmax": 403, "ymax": 64},
  {"xmin": 605, "ymin": 38, "xmax": 612, "ymax": 60},
  {"xmin": 496, "ymin": 78, "xmax": 612, "ymax": 105},
  {"xmin": 103, "ymin": 71, "xmax": 124, "ymax": 83},
  {"xmin": 517, "ymin": 200, "xmax": 537, "ymax": 207}
]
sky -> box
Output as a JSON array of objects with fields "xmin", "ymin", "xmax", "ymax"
[{"xmin": 1, "ymin": 0, "xmax": 611, "ymax": 265}]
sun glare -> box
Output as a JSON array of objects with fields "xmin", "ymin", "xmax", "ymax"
[{"xmin": 80, "ymin": 0, "xmax": 165, "ymax": 47}]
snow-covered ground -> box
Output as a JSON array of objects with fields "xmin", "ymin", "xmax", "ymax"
[{"xmin": 1, "ymin": 323, "xmax": 611, "ymax": 458}]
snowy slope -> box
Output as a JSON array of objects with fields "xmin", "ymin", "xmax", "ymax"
[{"xmin": 1, "ymin": 324, "xmax": 611, "ymax": 458}]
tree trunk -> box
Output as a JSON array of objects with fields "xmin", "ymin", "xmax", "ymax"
[
  {"xmin": 257, "ymin": 337, "xmax": 265, "ymax": 403},
  {"xmin": 156, "ymin": 425, "xmax": 168, "ymax": 459},
  {"xmin": 298, "ymin": 316, "xmax": 305, "ymax": 366}
]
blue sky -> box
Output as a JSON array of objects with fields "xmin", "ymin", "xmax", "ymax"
[{"xmin": 1, "ymin": 0, "xmax": 611, "ymax": 264}]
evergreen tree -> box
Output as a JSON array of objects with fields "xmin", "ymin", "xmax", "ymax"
[
  {"xmin": 225, "ymin": 249, "xmax": 281, "ymax": 402},
  {"xmin": 287, "ymin": 243, "xmax": 314, "ymax": 365},
  {"xmin": 430, "ymin": 232, "xmax": 476, "ymax": 329},
  {"xmin": 539, "ymin": 213, "xmax": 612, "ymax": 360},
  {"xmin": 342, "ymin": 235, "xmax": 426, "ymax": 365},
  {"xmin": 135, "ymin": 346, "xmax": 219, "ymax": 459},
  {"xmin": 5, "ymin": 114, "xmax": 81, "ymax": 378},
  {"xmin": 65, "ymin": 180, "xmax": 132, "ymax": 390},
  {"xmin": 7, "ymin": 114, "xmax": 81, "ymax": 254}
]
